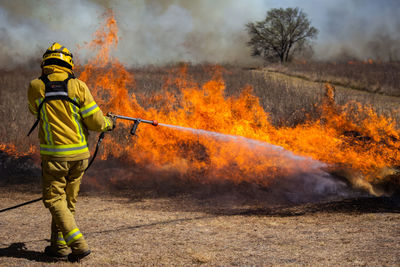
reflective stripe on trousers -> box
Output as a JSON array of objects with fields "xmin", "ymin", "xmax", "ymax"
[
  {"xmin": 65, "ymin": 228, "xmax": 83, "ymax": 245},
  {"xmin": 57, "ymin": 232, "xmax": 67, "ymax": 245}
]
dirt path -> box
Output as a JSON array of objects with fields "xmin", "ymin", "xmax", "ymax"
[{"xmin": 1, "ymin": 191, "xmax": 399, "ymax": 266}]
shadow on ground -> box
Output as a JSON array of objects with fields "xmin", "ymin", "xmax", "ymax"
[{"xmin": 0, "ymin": 242, "xmax": 62, "ymax": 263}]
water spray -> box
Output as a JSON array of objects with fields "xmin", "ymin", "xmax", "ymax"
[{"xmin": 158, "ymin": 123, "xmax": 325, "ymax": 168}]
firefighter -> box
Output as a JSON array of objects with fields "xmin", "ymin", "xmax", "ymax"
[{"xmin": 27, "ymin": 42, "xmax": 115, "ymax": 262}]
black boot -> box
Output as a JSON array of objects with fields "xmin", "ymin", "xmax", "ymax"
[
  {"xmin": 44, "ymin": 246, "xmax": 68, "ymax": 259},
  {"xmin": 67, "ymin": 250, "xmax": 91, "ymax": 262}
]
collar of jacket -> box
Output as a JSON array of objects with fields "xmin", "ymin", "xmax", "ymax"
[{"xmin": 42, "ymin": 65, "xmax": 74, "ymax": 76}]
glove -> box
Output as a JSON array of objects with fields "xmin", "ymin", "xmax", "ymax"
[{"xmin": 106, "ymin": 112, "xmax": 117, "ymax": 130}]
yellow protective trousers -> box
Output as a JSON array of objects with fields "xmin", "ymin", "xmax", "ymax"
[{"xmin": 42, "ymin": 159, "xmax": 89, "ymax": 254}]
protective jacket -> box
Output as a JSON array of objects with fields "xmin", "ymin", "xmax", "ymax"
[{"xmin": 28, "ymin": 65, "xmax": 113, "ymax": 161}]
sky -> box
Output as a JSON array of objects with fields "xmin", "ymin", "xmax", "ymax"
[{"xmin": 0, "ymin": 0, "xmax": 399, "ymax": 69}]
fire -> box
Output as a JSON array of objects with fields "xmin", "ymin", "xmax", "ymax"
[
  {"xmin": 0, "ymin": 144, "xmax": 21, "ymax": 157},
  {"xmin": 0, "ymin": 143, "xmax": 41, "ymax": 172},
  {"xmin": 0, "ymin": 144, "xmax": 37, "ymax": 158},
  {"xmin": 76, "ymin": 12, "xmax": 399, "ymax": 194}
]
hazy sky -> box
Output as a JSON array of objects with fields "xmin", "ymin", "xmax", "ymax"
[{"xmin": 0, "ymin": 0, "xmax": 399, "ymax": 68}]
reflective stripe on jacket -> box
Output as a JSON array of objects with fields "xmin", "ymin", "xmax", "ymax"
[{"xmin": 28, "ymin": 65, "xmax": 113, "ymax": 160}]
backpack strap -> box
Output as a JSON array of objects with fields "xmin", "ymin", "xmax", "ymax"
[
  {"xmin": 39, "ymin": 73, "xmax": 80, "ymax": 108},
  {"xmin": 27, "ymin": 73, "xmax": 80, "ymax": 136}
]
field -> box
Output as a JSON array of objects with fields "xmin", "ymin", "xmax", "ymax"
[
  {"xmin": 1, "ymin": 189, "xmax": 399, "ymax": 266},
  {"xmin": 266, "ymin": 61, "xmax": 400, "ymax": 97},
  {"xmin": 1, "ymin": 62, "xmax": 400, "ymax": 266}
]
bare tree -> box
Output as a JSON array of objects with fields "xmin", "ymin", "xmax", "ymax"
[{"xmin": 246, "ymin": 7, "xmax": 318, "ymax": 63}]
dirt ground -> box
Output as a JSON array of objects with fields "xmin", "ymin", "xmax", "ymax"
[{"xmin": 0, "ymin": 187, "xmax": 399, "ymax": 266}]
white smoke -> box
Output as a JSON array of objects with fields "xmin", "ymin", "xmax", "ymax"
[{"xmin": 0, "ymin": 0, "xmax": 399, "ymax": 69}]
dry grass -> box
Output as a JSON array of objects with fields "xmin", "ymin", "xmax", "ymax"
[
  {"xmin": 2, "ymin": 63, "xmax": 400, "ymax": 152},
  {"xmin": 266, "ymin": 62, "xmax": 400, "ymax": 96},
  {"xmin": 0, "ymin": 69, "xmax": 37, "ymax": 147},
  {"xmin": 255, "ymin": 70, "xmax": 400, "ymax": 126},
  {"xmin": 0, "ymin": 189, "xmax": 399, "ymax": 266}
]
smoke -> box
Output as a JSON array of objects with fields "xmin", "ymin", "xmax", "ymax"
[
  {"xmin": 312, "ymin": 0, "xmax": 400, "ymax": 61},
  {"xmin": 79, "ymin": 123, "xmax": 356, "ymax": 205},
  {"xmin": 0, "ymin": 0, "xmax": 400, "ymax": 69}
]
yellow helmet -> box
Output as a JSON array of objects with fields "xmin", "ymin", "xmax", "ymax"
[{"xmin": 42, "ymin": 42, "xmax": 74, "ymax": 69}]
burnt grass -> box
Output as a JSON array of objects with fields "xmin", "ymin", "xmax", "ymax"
[
  {"xmin": 1, "ymin": 63, "xmax": 400, "ymax": 265},
  {"xmin": 0, "ymin": 150, "xmax": 40, "ymax": 187}
]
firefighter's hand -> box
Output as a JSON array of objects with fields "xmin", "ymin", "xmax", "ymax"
[{"xmin": 106, "ymin": 112, "xmax": 117, "ymax": 130}]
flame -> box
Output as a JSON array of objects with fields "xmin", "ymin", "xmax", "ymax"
[
  {"xmin": 76, "ymin": 12, "xmax": 399, "ymax": 193},
  {"xmin": 0, "ymin": 144, "xmax": 21, "ymax": 157},
  {"xmin": 0, "ymin": 143, "xmax": 41, "ymax": 170},
  {"xmin": 0, "ymin": 143, "xmax": 37, "ymax": 158},
  {"xmin": 349, "ymin": 59, "xmax": 374, "ymax": 65}
]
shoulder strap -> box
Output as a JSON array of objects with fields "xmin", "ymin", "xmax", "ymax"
[{"xmin": 27, "ymin": 74, "xmax": 79, "ymax": 136}]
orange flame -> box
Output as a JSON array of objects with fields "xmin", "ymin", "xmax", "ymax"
[
  {"xmin": 77, "ymin": 12, "xmax": 399, "ymax": 194},
  {"xmin": 0, "ymin": 143, "xmax": 38, "ymax": 158}
]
